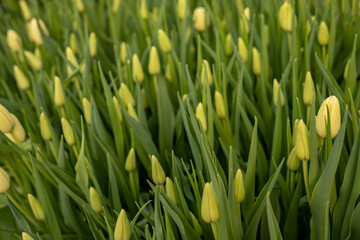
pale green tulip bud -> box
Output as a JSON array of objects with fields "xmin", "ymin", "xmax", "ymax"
[
  {"xmin": 315, "ymin": 96, "xmax": 341, "ymax": 139},
  {"xmin": 201, "ymin": 182, "xmax": 219, "ymax": 223},
  {"xmin": 13, "ymin": 65, "xmax": 30, "ymax": 90},
  {"xmin": 287, "ymin": 147, "xmax": 300, "ymax": 171},
  {"xmin": 28, "ymin": 194, "xmax": 45, "ymax": 221},
  {"xmin": 190, "ymin": 212, "xmax": 203, "ymax": 236},
  {"xmin": 76, "ymin": 0, "xmax": 85, "ymax": 12},
  {"xmin": 343, "ymin": 59, "xmax": 350, "ymax": 80},
  {"xmin": 140, "ymin": 0, "xmax": 148, "ymax": 20},
  {"xmin": 29, "ymin": 18, "xmax": 49, "ymax": 45},
  {"xmin": 112, "ymin": 96, "xmax": 123, "ymax": 122},
  {"xmin": 66, "ymin": 47, "xmax": 79, "ymax": 75},
  {"xmin": 303, "ymin": 71, "xmax": 315, "ymax": 106},
  {"xmin": 165, "ymin": 177, "xmax": 178, "ymax": 205},
  {"xmin": 200, "ymin": 60, "xmax": 212, "ymax": 85},
  {"xmin": 238, "ymin": 37, "xmax": 248, "ymax": 62},
  {"xmin": 112, "ymin": 0, "xmax": 121, "ymax": 13},
  {"xmin": 225, "ymin": 34, "xmax": 233, "ymax": 56},
  {"xmin": 252, "ymin": 47, "xmax": 261, "ymax": 76},
  {"xmin": 24, "ymin": 51, "xmax": 42, "ymax": 70},
  {"xmin": 89, "ymin": 32, "xmax": 97, "ymax": 57},
  {"xmin": 296, "ymin": 120, "xmax": 310, "ymax": 161},
  {"xmin": 40, "ymin": 112, "xmax": 51, "ymax": 140},
  {"xmin": 132, "ymin": 54, "xmax": 144, "ymax": 83},
  {"xmin": 158, "ymin": 29, "xmax": 171, "ymax": 53},
  {"xmin": 114, "ymin": 209, "xmax": 131, "ymax": 240},
  {"xmin": 306, "ymin": 20, "xmax": 311, "ymax": 36},
  {"xmin": 82, "ymin": 98, "xmax": 91, "ymax": 124},
  {"xmin": 125, "ymin": 148, "xmax": 136, "ymax": 172},
  {"xmin": 119, "ymin": 83, "xmax": 135, "ymax": 106},
  {"xmin": 0, "ymin": 104, "xmax": 15, "ymax": 133},
  {"xmin": 193, "ymin": 7, "xmax": 207, "ymax": 32},
  {"xmin": 7, "ymin": 30, "xmax": 23, "ymax": 53},
  {"xmin": 7, "ymin": 114, "xmax": 26, "ymax": 143},
  {"xmin": 177, "ymin": 0, "xmax": 186, "ymax": 19},
  {"xmin": 120, "ymin": 42, "xmax": 127, "ymax": 63},
  {"xmin": 54, "ymin": 76, "xmax": 65, "ymax": 107},
  {"xmin": 148, "ymin": 47, "xmax": 161, "ymax": 75},
  {"xmin": 127, "ymin": 104, "xmax": 139, "ymax": 122},
  {"xmin": 273, "ymin": 79, "xmax": 285, "ymax": 106},
  {"xmin": 234, "ymin": 169, "xmax": 245, "ymax": 203},
  {"xmin": 292, "ymin": 119, "xmax": 299, "ymax": 147},
  {"xmin": 89, "ymin": 187, "xmax": 102, "ymax": 213},
  {"xmin": 0, "ymin": 167, "xmax": 10, "ymax": 193},
  {"xmin": 318, "ymin": 21, "xmax": 329, "ymax": 46},
  {"xmin": 151, "ymin": 155, "xmax": 165, "ymax": 185},
  {"xmin": 243, "ymin": 7, "xmax": 250, "ymax": 20},
  {"xmin": 278, "ymin": 2, "xmax": 293, "ymax": 32},
  {"xmin": 61, "ymin": 118, "xmax": 75, "ymax": 146},
  {"xmin": 19, "ymin": 0, "xmax": 31, "ymax": 20},
  {"xmin": 70, "ymin": 33, "xmax": 78, "ymax": 55},
  {"xmin": 215, "ymin": 91, "xmax": 226, "ymax": 119},
  {"xmin": 22, "ymin": 232, "xmax": 34, "ymax": 240},
  {"xmin": 196, "ymin": 103, "xmax": 207, "ymax": 132}
]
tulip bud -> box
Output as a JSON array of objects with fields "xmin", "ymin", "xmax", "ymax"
[
  {"xmin": 120, "ymin": 42, "xmax": 127, "ymax": 63},
  {"xmin": 119, "ymin": 83, "xmax": 135, "ymax": 106},
  {"xmin": 13, "ymin": 65, "xmax": 30, "ymax": 90},
  {"xmin": 54, "ymin": 76, "xmax": 65, "ymax": 107},
  {"xmin": 273, "ymin": 79, "xmax": 285, "ymax": 106},
  {"xmin": 83, "ymin": 98, "xmax": 91, "ymax": 124},
  {"xmin": 132, "ymin": 54, "xmax": 144, "ymax": 83},
  {"xmin": 317, "ymin": 134, "xmax": 324, "ymax": 149},
  {"xmin": 7, "ymin": 30, "xmax": 23, "ymax": 53},
  {"xmin": 112, "ymin": 96, "xmax": 123, "ymax": 122},
  {"xmin": 141, "ymin": 88, "xmax": 149, "ymax": 109},
  {"xmin": 34, "ymin": 48, "xmax": 41, "ymax": 59},
  {"xmin": 200, "ymin": 60, "xmax": 212, "ymax": 85},
  {"xmin": 193, "ymin": 7, "xmax": 207, "ymax": 32},
  {"xmin": 127, "ymin": 104, "xmax": 139, "ymax": 122},
  {"xmin": 165, "ymin": 177, "xmax": 178, "ymax": 205},
  {"xmin": 151, "ymin": 155, "xmax": 165, "ymax": 185},
  {"xmin": 29, "ymin": 18, "xmax": 49, "ymax": 45},
  {"xmin": 22, "ymin": 232, "xmax": 34, "ymax": 240},
  {"xmin": 264, "ymin": 25, "xmax": 270, "ymax": 45},
  {"xmin": 0, "ymin": 167, "xmax": 10, "ymax": 193},
  {"xmin": 296, "ymin": 120, "xmax": 310, "ymax": 161},
  {"xmin": 215, "ymin": 91, "xmax": 226, "ymax": 119},
  {"xmin": 158, "ymin": 29, "xmax": 171, "ymax": 53},
  {"xmin": 140, "ymin": 0, "xmax": 148, "ymax": 20},
  {"xmin": 306, "ymin": 20, "xmax": 311, "ymax": 36},
  {"xmin": 343, "ymin": 59, "xmax": 350, "ymax": 80},
  {"xmin": 178, "ymin": 0, "xmax": 186, "ymax": 20},
  {"xmin": 7, "ymin": 114, "xmax": 26, "ymax": 143},
  {"xmin": 114, "ymin": 209, "xmax": 131, "ymax": 240},
  {"xmin": 112, "ymin": 0, "xmax": 121, "ymax": 13},
  {"xmin": 76, "ymin": 0, "xmax": 85, "ymax": 12},
  {"xmin": 125, "ymin": 148, "xmax": 136, "ymax": 172},
  {"xmin": 292, "ymin": 119, "xmax": 299, "ymax": 147},
  {"xmin": 89, "ymin": 32, "xmax": 97, "ymax": 57},
  {"xmin": 19, "ymin": 0, "xmax": 31, "ymax": 20},
  {"xmin": 40, "ymin": 112, "xmax": 51, "ymax": 140},
  {"xmin": 318, "ymin": 21, "xmax": 329, "ymax": 46},
  {"xmin": 0, "ymin": 104, "xmax": 15, "ymax": 133},
  {"xmin": 238, "ymin": 37, "xmax": 248, "ymax": 62},
  {"xmin": 196, "ymin": 103, "xmax": 207, "ymax": 132},
  {"xmin": 70, "ymin": 33, "xmax": 78, "ymax": 55},
  {"xmin": 28, "ymin": 194, "xmax": 45, "ymax": 221},
  {"xmin": 89, "ymin": 187, "xmax": 102, "ymax": 213},
  {"xmin": 286, "ymin": 147, "xmax": 300, "ymax": 171},
  {"xmin": 190, "ymin": 212, "xmax": 203, "ymax": 236},
  {"xmin": 61, "ymin": 118, "xmax": 75, "ymax": 146},
  {"xmin": 278, "ymin": 2, "xmax": 293, "ymax": 32},
  {"xmin": 148, "ymin": 47, "xmax": 161, "ymax": 75},
  {"xmin": 252, "ymin": 47, "xmax": 261, "ymax": 76},
  {"xmin": 66, "ymin": 47, "xmax": 79, "ymax": 75},
  {"xmin": 303, "ymin": 71, "xmax": 315, "ymax": 106},
  {"xmin": 165, "ymin": 63, "xmax": 172, "ymax": 82},
  {"xmin": 24, "ymin": 51, "xmax": 42, "ymax": 70},
  {"xmin": 243, "ymin": 7, "xmax": 250, "ymax": 20},
  {"xmin": 315, "ymin": 96, "xmax": 341, "ymax": 139},
  {"xmin": 234, "ymin": 169, "xmax": 245, "ymax": 203},
  {"xmin": 201, "ymin": 182, "xmax": 219, "ymax": 223},
  {"xmin": 225, "ymin": 34, "xmax": 233, "ymax": 56}
]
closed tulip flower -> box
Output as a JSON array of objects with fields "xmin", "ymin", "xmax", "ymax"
[
  {"xmin": 22, "ymin": 232, "xmax": 34, "ymax": 240},
  {"xmin": 119, "ymin": 83, "xmax": 135, "ymax": 106},
  {"xmin": 0, "ymin": 104, "xmax": 15, "ymax": 133},
  {"xmin": 273, "ymin": 79, "xmax": 285, "ymax": 106},
  {"xmin": 252, "ymin": 47, "xmax": 261, "ymax": 76},
  {"xmin": 296, "ymin": 120, "xmax": 310, "ymax": 161},
  {"xmin": 315, "ymin": 96, "xmax": 341, "ymax": 139},
  {"xmin": 178, "ymin": 0, "xmax": 186, "ymax": 19},
  {"xmin": 125, "ymin": 148, "xmax": 136, "ymax": 172},
  {"xmin": 196, "ymin": 103, "xmax": 207, "ymax": 132},
  {"xmin": 303, "ymin": 72, "xmax": 315, "ymax": 106},
  {"xmin": 40, "ymin": 112, "xmax": 51, "ymax": 140},
  {"xmin": 151, "ymin": 155, "xmax": 165, "ymax": 185},
  {"xmin": 225, "ymin": 34, "xmax": 233, "ymax": 56},
  {"xmin": 0, "ymin": 167, "xmax": 10, "ymax": 193},
  {"xmin": 200, "ymin": 60, "xmax": 212, "ymax": 85},
  {"xmin": 89, "ymin": 32, "xmax": 97, "ymax": 57},
  {"xmin": 114, "ymin": 209, "xmax": 130, "ymax": 240},
  {"xmin": 7, "ymin": 30, "xmax": 23, "ymax": 53},
  {"xmin": 278, "ymin": 2, "xmax": 293, "ymax": 32},
  {"xmin": 19, "ymin": 0, "xmax": 31, "ymax": 20},
  {"xmin": 148, "ymin": 47, "xmax": 160, "ymax": 75},
  {"xmin": 201, "ymin": 182, "xmax": 219, "ymax": 223},
  {"xmin": 286, "ymin": 147, "xmax": 300, "ymax": 171},
  {"xmin": 24, "ymin": 51, "xmax": 42, "ymax": 70},
  {"xmin": 8, "ymin": 114, "xmax": 26, "ymax": 143},
  {"xmin": 318, "ymin": 21, "xmax": 329, "ymax": 46},
  {"xmin": 132, "ymin": 54, "xmax": 144, "ymax": 83},
  {"xmin": 13, "ymin": 65, "xmax": 30, "ymax": 90},
  {"xmin": 89, "ymin": 187, "xmax": 102, "ymax": 213},
  {"xmin": 54, "ymin": 76, "xmax": 65, "ymax": 107},
  {"xmin": 165, "ymin": 177, "xmax": 178, "ymax": 205},
  {"xmin": 29, "ymin": 18, "xmax": 49, "ymax": 45},
  {"xmin": 82, "ymin": 98, "xmax": 91, "ymax": 124},
  {"xmin": 28, "ymin": 194, "xmax": 45, "ymax": 221},
  {"xmin": 234, "ymin": 169, "xmax": 245, "ymax": 203},
  {"xmin": 215, "ymin": 91, "xmax": 226, "ymax": 119},
  {"xmin": 193, "ymin": 7, "xmax": 207, "ymax": 32},
  {"xmin": 238, "ymin": 37, "xmax": 248, "ymax": 62},
  {"xmin": 61, "ymin": 118, "xmax": 75, "ymax": 146},
  {"xmin": 158, "ymin": 29, "xmax": 171, "ymax": 53}
]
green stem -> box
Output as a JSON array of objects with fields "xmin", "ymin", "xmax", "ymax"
[
  {"xmin": 26, "ymin": 89, "xmax": 36, "ymax": 106},
  {"xmin": 306, "ymin": 106, "xmax": 310, "ymax": 126},
  {"xmin": 287, "ymin": 33, "xmax": 292, "ymax": 59},
  {"xmin": 303, "ymin": 160, "xmax": 311, "ymax": 202},
  {"xmin": 290, "ymin": 171, "xmax": 295, "ymax": 194},
  {"xmin": 211, "ymin": 223, "xmax": 218, "ymax": 240},
  {"xmin": 322, "ymin": 46, "xmax": 326, "ymax": 62}
]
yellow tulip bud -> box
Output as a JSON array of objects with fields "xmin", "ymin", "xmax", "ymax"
[
  {"xmin": 200, "ymin": 60, "xmax": 212, "ymax": 85},
  {"xmin": 127, "ymin": 104, "xmax": 139, "ymax": 122},
  {"xmin": 201, "ymin": 182, "xmax": 219, "ymax": 223},
  {"xmin": 40, "ymin": 112, "xmax": 51, "ymax": 140},
  {"xmin": 83, "ymin": 98, "xmax": 91, "ymax": 124},
  {"xmin": 148, "ymin": 47, "xmax": 161, "ymax": 75},
  {"xmin": 178, "ymin": 0, "xmax": 186, "ymax": 19},
  {"xmin": 296, "ymin": 120, "xmax": 310, "ymax": 161},
  {"xmin": 252, "ymin": 47, "xmax": 261, "ymax": 76},
  {"xmin": 114, "ymin": 209, "xmax": 131, "ymax": 240},
  {"xmin": 273, "ymin": 79, "xmax": 285, "ymax": 106},
  {"xmin": 89, "ymin": 187, "xmax": 102, "ymax": 213},
  {"xmin": 7, "ymin": 30, "xmax": 23, "ymax": 53},
  {"xmin": 89, "ymin": 32, "xmax": 97, "ymax": 57},
  {"xmin": 158, "ymin": 29, "xmax": 171, "ymax": 53},
  {"xmin": 29, "ymin": 18, "xmax": 49, "ymax": 45},
  {"xmin": 140, "ymin": 0, "xmax": 148, "ymax": 20},
  {"xmin": 76, "ymin": 0, "xmax": 85, "ymax": 12},
  {"xmin": 22, "ymin": 232, "xmax": 34, "ymax": 240},
  {"xmin": 278, "ymin": 2, "xmax": 293, "ymax": 32},
  {"xmin": 112, "ymin": 0, "xmax": 121, "ymax": 13},
  {"xmin": 141, "ymin": 88, "xmax": 148, "ymax": 109},
  {"xmin": 215, "ymin": 91, "xmax": 226, "ymax": 119},
  {"xmin": 70, "ymin": 33, "xmax": 78, "ymax": 55},
  {"xmin": 24, "ymin": 51, "xmax": 42, "ymax": 70},
  {"xmin": 13, "ymin": 65, "xmax": 30, "ymax": 90},
  {"xmin": 318, "ymin": 21, "xmax": 329, "ymax": 46},
  {"xmin": 225, "ymin": 34, "xmax": 233, "ymax": 56},
  {"xmin": 132, "ymin": 54, "xmax": 144, "ymax": 83},
  {"xmin": 343, "ymin": 59, "xmax": 350, "ymax": 80},
  {"xmin": 61, "ymin": 118, "xmax": 75, "ymax": 146},
  {"xmin": 112, "ymin": 96, "xmax": 123, "ymax": 122},
  {"xmin": 165, "ymin": 177, "xmax": 178, "ymax": 205},
  {"xmin": 54, "ymin": 76, "xmax": 65, "ymax": 107},
  {"xmin": 238, "ymin": 37, "xmax": 248, "ymax": 62},
  {"xmin": 66, "ymin": 47, "xmax": 79, "ymax": 75},
  {"xmin": 286, "ymin": 147, "xmax": 300, "ymax": 171},
  {"xmin": 125, "ymin": 148, "xmax": 136, "ymax": 172},
  {"xmin": 0, "ymin": 167, "xmax": 10, "ymax": 193},
  {"xmin": 8, "ymin": 114, "xmax": 26, "ymax": 143},
  {"xmin": 151, "ymin": 155, "xmax": 165, "ymax": 185},
  {"xmin": 196, "ymin": 103, "xmax": 207, "ymax": 132},
  {"xmin": 120, "ymin": 42, "xmax": 127, "ymax": 63},
  {"xmin": 303, "ymin": 71, "xmax": 315, "ymax": 106},
  {"xmin": 292, "ymin": 119, "xmax": 299, "ymax": 147},
  {"xmin": 243, "ymin": 7, "xmax": 250, "ymax": 20},
  {"xmin": 190, "ymin": 212, "xmax": 203, "ymax": 236},
  {"xmin": 315, "ymin": 96, "xmax": 341, "ymax": 139},
  {"xmin": 119, "ymin": 83, "xmax": 135, "ymax": 106},
  {"xmin": 0, "ymin": 104, "xmax": 15, "ymax": 133},
  {"xmin": 165, "ymin": 63, "xmax": 172, "ymax": 82},
  {"xmin": 193, "ymin": 7, "xmax": 207, "ymax": 32},
  {"xmin": 28, "ymin": 194, "xmax": 45, "ymax": 221},
  {"xmin": 19, "ymin": 0, "xmax": 31, "ymax": 20},
  {"xmin": 234, "ymin": 169, "xmax": 245, "ymax": 203}
]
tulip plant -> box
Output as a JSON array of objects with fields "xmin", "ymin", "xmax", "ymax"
[{"xmin": 0, "ymin": 0, "xmax": 359, "ymax": 239}]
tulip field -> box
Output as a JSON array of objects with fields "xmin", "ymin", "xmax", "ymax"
[{"xmin": 0, "ymin": 0, "xmax": 359, "ymax": 239}]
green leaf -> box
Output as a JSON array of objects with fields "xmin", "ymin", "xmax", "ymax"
[{"xmin": 266, "ymin": 192, "xmax": 283, "ymax": 240}]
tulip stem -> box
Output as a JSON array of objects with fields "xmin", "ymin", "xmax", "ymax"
[
  {"xmin": 26, "ymin": 89, "xmax": 35, "ymax": 106},
  {"xmin": 211, "ymin": 223, "xmax": 218, "ymax": 240},
  {"xmin": 322, "ymin": 46, "xmax": 326, "ymax": 62},
  {"xmin": 49, "ymin": 140, "xmax": 57, "ymax": 159},
  {"xmin": 290, "ymin": 171, "xmax": 295, "ymax": 194},
  {"xmin": 306, "ymin": 106, "xmax": 310, "ymax": 126},
  {"xmin": 287, "ymin": 33, "xmax": 292, "ymax": 58},
  {"xmin": 302, "ymin": 161, "xmax": 311, "ymax": 202}
]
